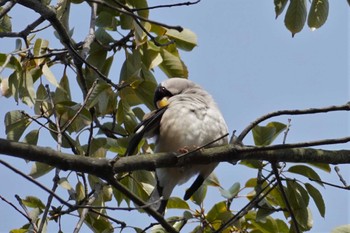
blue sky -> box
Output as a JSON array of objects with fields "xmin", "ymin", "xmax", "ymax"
[{"xmin": 0, "ymin": 0, "xmax": 349, "ymax": 232}]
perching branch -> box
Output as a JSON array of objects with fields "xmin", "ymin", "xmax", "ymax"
[{"xmin": 1, "ymin": 138, "xmax": 350, "ymax": 178}]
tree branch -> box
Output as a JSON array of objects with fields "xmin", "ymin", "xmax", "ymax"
[{"xmin": 1, "ymin": 138, "xmax": 350, "ymax": 179}]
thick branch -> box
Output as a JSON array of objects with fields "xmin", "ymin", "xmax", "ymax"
[{"xmin": 1, "ymin": 138, "xmax": 350, "ymax": 178}]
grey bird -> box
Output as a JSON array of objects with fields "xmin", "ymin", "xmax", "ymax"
[{"xmin": 125, "ymin": 78, "xmax": 228, "ymax": 215}]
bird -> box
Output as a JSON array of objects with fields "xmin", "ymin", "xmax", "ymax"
[{"xmin": 124, "ymin": 78, "xmax": 228, "ymax": 215}]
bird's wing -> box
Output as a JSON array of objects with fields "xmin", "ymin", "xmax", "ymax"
[{"xmin": 124, "ymin": 107, "xmax": 167, "ymax": 156}]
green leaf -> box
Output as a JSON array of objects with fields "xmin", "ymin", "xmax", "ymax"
[
  {"xmin": 166, "ymin": 28, "xmax": 197, "ymax": 51},
  {"xmin": 55, "ymin": 72, "xmax": 71, "ymax": 102},
  {"xmin": 23, "ymin": 130, "xmax": 39, "ymax": 145},
  {"xmin": 142, "ymin": 41, "xmax": 162, "ymax": 70},
  {"xmin": 307, "ymin": 0, "xmax": 329, "ymax": 31},
  {"xmin": 287, "ymin": 180, "xmax": 313, "ymax": 231},
  {"xmin": 0, "ymin": 53, "xmax": 22, "ymax": 71},
  {"xmin": 42, "ymin": 63, "xmax": 59, "ymax": 87},
  {"xmin": 96, "ymin": 11, "xmax": 117, "ymax": 30},
  {"xmin": 331, "ymin": 225, "xmax": 350, "ymax": 233},
  {"xmin": 240, "ymin": 160, "xmax": 264, "ymax": 169},
  {"xmin": 252, "ymin": 121, "xmax": 286, "ymax": 146},
  {"xmin": 29, "ymin": 162, "xmax": 54, "ymax": 179},
  {"xmin": 206, "ymin": 201, "xmax": 230, "ymax": 229},
  {"xmin": 85, "ymin": 82, "xmax": 116, "ymax": 115},
  {"xmin": 288, "ymin": 165, "xmax": 323, "ymax": 186},
  {"xmin": 75, "ymin": 182, "xmax": 86, "ymax": 202},
  {"xmin": 284, "ymin": 0, "xmax": 307, "ymax": 37},
  {"xmin": 190, "ymin": 182, "xmax": 207, "ymax": 206},
  {"xmin": 159, "ymin": 48, "xmax": 188, "ymax": 78},
  {"xmin": 274, "ymin": 0, "xmax": 288, "ymax": 18},
  {"xmin": 0, "ymin": 10, "xmax": 12, "ymax": 33},
  {"xmin": 220, "ymin": 182, "xmax": 240, "ymax": 199},
  {"xmin": 117, "ymin": 99, "xmax": 138, "ymax": 133},
  {"xmin": 307, "ymin": 163, "xmax": 331, "ymax": 173},
  {"xmin": 167, "ymin": 197, "xmax": 190, "ymax": 210},
  {"xmin": 204, "ymin": 172, "xmax": 221, "ymax": 187},
  {"xmin": 22, "ymin": 196, "xmax": 46, "ymax": 209},
  {"xmin": 305, "ymin": 183, "xmax": 325, "ymax": 217},
  {"xmin": 5, "ymin": 110, "xmax": 30, "ymax": 141},
  {"xmin": 33, "ymin": 39, "xmax": 49, "ymax": 65}
]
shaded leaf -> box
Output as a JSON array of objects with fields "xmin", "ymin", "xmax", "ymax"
[
  {"xmin": 5, "ymin": 110, "xmax": 30, "ymax": 141},
  {"xmin": 190, "ymin": 182, "xmax": 207, "ymax": 206},
  {"xmin": 274, "ymin": 0, "xmax": 288, "ymax": 18},
  {"xmin": 288, "ymin": 165, "xmax": 323, "ymax": 186},
  {"xmin": 29, "ymin": 162, "xmax": 54, "ymax": 179},
  {"xmin": 305, "ymin": 183, "xmax": 325, "ymax": 217},
  {"xmin": 308, "ymin": 0, "xmax": 329, "ymax": 31},
  {"xmin": 287, "ymin": 180, "xmax": 313, "ymax": 231},
  {"xmin": 0, "ymin": 10, "xmax": 12, "ymax": 33},
  {"xmin": 284, "ymin": 0, "xmax": 307, "ymax": 36},
  {"xmin": 23, "ymin": 130, "xmax": 39, "ymax": 145}
]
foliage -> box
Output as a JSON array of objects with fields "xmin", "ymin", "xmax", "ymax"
[{"xmin": 0, "ymin": 0, "xmax": 347, "ymax": 233}]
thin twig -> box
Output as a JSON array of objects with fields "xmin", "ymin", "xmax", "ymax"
[
  {"xmin": 131, "ymin": 0, "xmax": 200, "ymax": 12},
  {"xmin": 0, "ymin": 160, "xmax": 73, "ymax": 208},
  {"xmin": 86, "ymin": 0, "xmax": 183, "ymax": 31},
  {"xmin": 15, "ymin": 194, "xmax": 39, "ymax": 231},
  {"xmin": 215, "ymin": 178, "xmax": 278, "ymax": 232},
  {"xmin": 271, "ymin": 163, "xmax": 300, "ymax": 233},
  {"xmin": 0, "ymin": 195, "xmax": 32, "ymax": 223},
  {"xmin": 238, "ymin": 103, "xmax": 350, "ymax": 142},
  {"xmin": 334, "ymin": 166, "xmax": 348, "ymax": 187},
  {"xmin": 61, "ymin": 80, "xmax": 99, "ymax": 133}
]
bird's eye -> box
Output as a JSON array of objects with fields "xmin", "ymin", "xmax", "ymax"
[{"xmin": 154, "ymin": 85, "xmax": 173, "ymax": 108}]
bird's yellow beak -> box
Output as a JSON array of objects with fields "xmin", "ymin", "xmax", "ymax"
[{"xmin": 156, "ymin": 97, "xmax": 169, "ymax": 109}]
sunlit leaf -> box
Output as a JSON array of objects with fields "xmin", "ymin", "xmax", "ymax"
[
  {"xmin": 308, "ymin": 0, "xmax": 329, "ymax": 31},
  {"xmin": 308, "ymin": 163, "xmax": 331, "ymax": 173},
  {"xmin": 166, "ymin": 28, "xmax": 197, "ymax": 51},
  {"xmin": 42, "ymin": 63, "xmax": 59, "ymax": 87},
  {"xmin": 33, "ymin": 39, "xmax": 49, "ymax": 66},
  {"xmin": 284, "ymin": 0, "xmax": 307, "ymax": 37},
  {"xmin": 22, "ymin": 196, "xmax": 46, "ymax": 209},
  {"xmin": 167, "ymin": 197, "xmax": 190, "ymax": 210},
  {"xmin": 252, "ymin": 121, "xmax": 286, "ymax": 146},
  {"xmin": 159, "ymin": 48, "xmax": 188, "ymax": 78},
  {"xmin": 305, "ymin": 183, "xmax": 325, "ymax": 217},
  {"xmin": 206, "ymin": 201, "xmax": 229, "ymax": 226},
  {"xmin": 331, "ymin": 224, "xmax": 350, "ymax": 233}
]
